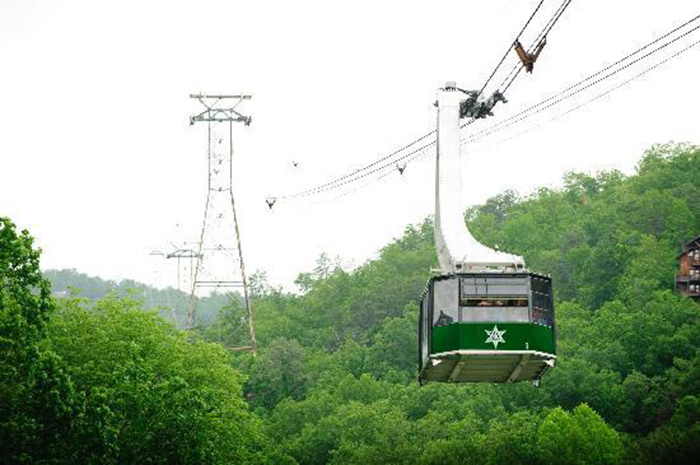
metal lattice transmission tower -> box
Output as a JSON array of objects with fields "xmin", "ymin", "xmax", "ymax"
[{"xmin": 186, "ymin": 93, "xmax": 256, "ymax": 354}]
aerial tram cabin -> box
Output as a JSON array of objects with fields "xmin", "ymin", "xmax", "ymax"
[
  {"xmin": 419, "ymin": 272, "xmax": 555, "ymax": 384},
  {"xmin": 418, "ymin": 82, "xmax": 556, "ymax": 384}
]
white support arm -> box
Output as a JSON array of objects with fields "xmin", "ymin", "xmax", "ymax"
[{"xmin": 435, "ymin": 83, "xmax": 525, "ymax": 273}]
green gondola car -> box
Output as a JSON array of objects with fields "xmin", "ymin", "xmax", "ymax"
[
  {"xmin": 418, "ymin": 83, "xmax": 557, "ymax": 384},
  {"xmin": 419, "ymin": 272, "xmax": 556, "ymax": 384}
]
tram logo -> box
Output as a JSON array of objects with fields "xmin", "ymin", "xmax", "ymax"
[{"xmin": 485, "ymin": 325, "xmax": 507, "ymax": 349}]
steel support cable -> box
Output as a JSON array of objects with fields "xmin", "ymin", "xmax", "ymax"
[
  {"xmin": 296, "ymin": 161, "xmax": 406, "ymax": 208},
  {"xmin": 300, "ymin": 136, "xmax": 450, "ymax": 208},
  {"xmin": 498, "ymin": 5, "xmax": 561, "ymax": 94},
  {"xmin": 274, "ymin": 128, "xmax": 437, "ymax": 200},
  {"xmin": 295, "ymin": 118, "xmax": 481, "ymax": 199},
  {"xmin": 501, "ymin": 63, "xmax": 525, "ymax": 95},
  {"xmin": 499, "ymin": 0, "xmax": 574, "ymax": 94},
  {"xmin": 270, "ymin": 2, "xmax": 566, "ymax": 203},
  {"xmin": 295, "ymin": 120, "xmax": 479, "ymax": 206},
  {"xmin": 273, "ymin": 4, "xmax": 551, "ymax": 202},
  {"xmin": 458, "ymin": 116, "xmax": 477, "ymax": 130},
  {"xmin": 469, "ymin": 25, "xmax": 700, "ymax": 144},
  {"xmin": 463, "ymin": 36, "xmax": 700, "ymax": 155},
  {"xmin": 503, "ymin": 9, "xmax": 700, "ymax": 95},
  {"xmin": 278, "ymin": 34, "xmax": 695, "ymax": 209},
  {"xmin": 395, "ymin": 44, "xmax": 698, "ymax": 214},
  {"xmin": 463, "ymin": 20, "xmax": 700, "ymax": 145},
  {"xmin": 539, "ymin": 0, "xmax": 572, "ymax": 45},
  {"xmin": 282, "ymin": 118, "xmax": 475, "ymax": 201},
  {"xmin": 500, "ymin": 0, "xmax": 572, "ymax": 90},
  {"xmin": 477, "ymin": 0, "xmax": 547, "ymax": 99},
  {"xmin": 286, "ymin": 140, "xmax": 437, "ymax": 200}
]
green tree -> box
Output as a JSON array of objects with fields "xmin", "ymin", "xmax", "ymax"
[
  {"xmin": 0, "ymin": 217, "xmax": 78, "ymax": 464},
  {"xmin": 484, "ymin": 410, "xmax": 542, "ymax": 465},
  {"xmin": 628, "ymin": 395, "xmax": 700, "ymax": 464},
  {"xmin": 247, "ymin": 337, "xmax": 310, "ymax": 409},
  {"xmin": 537, "ymin": 404, "xmax": 623, "ymax": 465},
  {"xmin": 48, "ymin": 294, "xmax": 272, "ymax": 464}
]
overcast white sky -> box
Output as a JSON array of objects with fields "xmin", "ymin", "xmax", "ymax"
[{"xmin": 1, "ymin": 0, "xmax": 699, "ymax": 290}]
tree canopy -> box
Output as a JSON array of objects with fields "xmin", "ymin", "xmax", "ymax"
[
  {"xmin": 1, "ymin": 219, "xmax": 272, "ymax": 464},
  {"xmin": 4, "ymin": 142, "xmax": 700, "ymax": 464}
]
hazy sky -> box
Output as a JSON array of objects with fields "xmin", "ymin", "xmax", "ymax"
[{"xmin": 2, "ymin": 0, "xmax": 699, "ymax": 290}]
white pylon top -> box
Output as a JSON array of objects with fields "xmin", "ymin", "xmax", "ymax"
[{"xmin": 434, "ymin": 82, "xmax": 526, "ymax": 274}]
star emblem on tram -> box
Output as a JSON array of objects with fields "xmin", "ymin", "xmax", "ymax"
[{"xmin": 484, "ymin": 325, "xmax": 507, "ymax": 349}]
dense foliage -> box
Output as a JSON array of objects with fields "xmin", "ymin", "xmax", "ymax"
[
  {"xmin": 3, "ymin": 142, "xmax": 699, "ymax": 463},
  {"xmin": 1, "ymin": 220, "xmax": 272, "ymax": 464},
  {"xmin": 217, "ymin": 143, "xmax": 699, "ymax": 464},
  {"xmin": 0, "ymin": 217, "xmax": 75, "ymax": 463}
]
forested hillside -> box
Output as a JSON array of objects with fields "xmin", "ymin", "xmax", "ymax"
[
  {"xmin": 44, "ymin": 269, "xmax": 238, "ymax": 328},
  {"xmin": 2, "ymin": 143, "xmax": 699, "ymax": 464}
]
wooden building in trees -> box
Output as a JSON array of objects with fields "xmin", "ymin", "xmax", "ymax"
[{"xmin": 676, "ymin": 236, "xmax": 700, "ymax": 301}]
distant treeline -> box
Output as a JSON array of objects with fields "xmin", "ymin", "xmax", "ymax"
[{"xmin": 43, "ymin": 269, "xmax": 241, "ymax": 328}]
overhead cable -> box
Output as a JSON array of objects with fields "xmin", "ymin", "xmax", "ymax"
[
  {"xmin": 464, "ymin": 17, "xmax": 700, "ymax": 145},
  {"xmin": 272, "ymin": 0, "xmax": 553, "ymax": 202},
  {"xmin": 500, "ymin": 0, "xmax": 574, "ymax": 93},
  {"xmin": 477, "ymin": 0, "xmax": 547, "ymax": 98},
  {"xmin": 271, "ymin": 1, "xmax": 571, "ymax": 203},
  {"xmin": 463, "ymin": 36, "xmax": 700, "ymax": 154},
  {"xmin": 275, "ymin": 129, "xmax": 436, "ymax": 200},
  {"xmin": 315, "ymin": 10, "xmax": 700, "ymax": 203}
]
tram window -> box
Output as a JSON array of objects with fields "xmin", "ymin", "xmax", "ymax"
[
  {"xmin": 531, "ymin": 277, "xmax": 550, "ymax": 295},
  {"xmin": 462, "ymin": 298, "xmax": 528, "ymax": 307},
  {"xmin": 461, "ymin": 277, "xmax": 528, "ymax": 298},
  {"xmin": 433, "ymin": 278, "xmax": 458, "ymax": 327},
  {"xmin": 532, "ymin": 304, "xmax": 553, "ymax": 327},
  {"xmin": 420, "ymin": 295, "xmax": 429, "ymax": 362},
  {"xmin": 532, "ymin": 292, "xmax": 552, "ymax": 311},
  {"xmin": 461, "ymin": 303, "xmax": 529, "ymax": 323}
]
